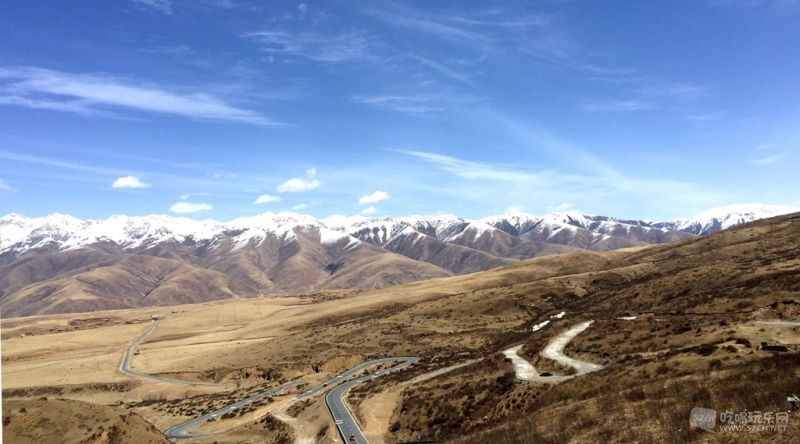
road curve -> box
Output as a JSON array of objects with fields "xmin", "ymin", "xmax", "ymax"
[
  {"xmin": 502, "ymin": 345, "xmax": 571, "ymax": 383},
  {"xmin": 503, "ymin": 320, "xmax": 601, "ymax": 383},
  {"xmin": 119, "ymin": 318, "xmax": 234, "ymax": 388},
  {"xmin": 323, "ymin": 357, "xmax": 419, "ymax": 444},
  {"xmin": 541, "ymin": 320, "xmax": 603, "ymax": 374},
  {"xmin": 164, "ymin": 379, "xmax": 302, "ymax": 440}
]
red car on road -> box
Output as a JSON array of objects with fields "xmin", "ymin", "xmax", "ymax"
[{"xmin": 349, "ymin": 433, "xmax": 357, "ymax": 441}]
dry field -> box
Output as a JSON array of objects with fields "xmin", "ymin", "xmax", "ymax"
[{"xmin": 2, "ymin": 212, "xmax": 800, "ymax": 443}]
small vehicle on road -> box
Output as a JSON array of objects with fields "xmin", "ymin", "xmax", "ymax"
[{"xmin": 349, "ymin": 433, "xmax": 357, "ymax": 441}]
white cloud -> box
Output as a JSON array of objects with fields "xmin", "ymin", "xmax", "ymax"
[
  {"xmin": 112, "ymin": 175, "xmax": 150, "ymax": 189},
  {"xmin": 358, "ymin": 190, "xmax": 389, "ymax": 205},
  {"xmin": 361, "ymin": 206, "xmax": 377, "ymax": 215},
  {"xmin": 170, "ymin": 201, "xmax": 213, "ymax": 213},
  {"xmin": 277, "ymin": 168, "xmax": 320, "ymax": 193},
  {"xmin": 278, "ymin": 178, "xmax": 321, "ymax": 193},
  {"xmin": 254, "ymin": 193, "xmax": 282, "ymax": 204},
  {"xmin": 292, "ymin": 203, "xmax": 309, "ymax": 211},
  {"xmin": 0, "ymin": 67, "xmax": 278, "ymax": 124},
  {"xmin": 132, "ymin": 0, "xmax": 172, "ymax": 14}
]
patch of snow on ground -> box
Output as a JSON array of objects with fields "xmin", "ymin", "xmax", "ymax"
[{"xmin": 531, "ymin": 320, "xmax": 550, "ymax": 332}]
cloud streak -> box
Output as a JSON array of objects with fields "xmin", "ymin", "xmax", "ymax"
[
  {"xmin": 245, "ymin": 31, "xmax": 373, "ymax": 63},
  {"xmin": 0, "ymin": 67, "xmax": 278, "ymax": 124},
  {"xmin": 749, "ymin": 151, "xmax": 792, "ymax": 165},
  {"xmin": 352, "ymin": 93, "xmax": 446, "ymax": 116},
  {"xmin": 132, "ymin": 0, "xmax": 172, "ymax": 14},
  {"xmin": 402, "ymin": 150, "xmax": 544, "ymax": 183},
  {"xmin": 0, "ymin": 150, "xmax": 130, "ymax": 176},
  {"xmin": 581, "ymin": 81, "xmax": 711, "ymax": 115}
]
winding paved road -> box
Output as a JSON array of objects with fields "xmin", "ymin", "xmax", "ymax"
[
  {"xmin": 161, "ymin": 357, "xmax": 418, "ymax": 441},
  {"xmin": 164, "ymin": 379, "xmax": 302, "ymax": 440},
  {"xmin": 119, "ymin": 318, "xmax": 234, "ymax": 388},
  {"xmin": 322, "ymin": 357, "xmax": 419, "ymax": 444}
]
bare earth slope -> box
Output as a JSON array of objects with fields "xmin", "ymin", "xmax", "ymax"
[{"xmin": 2, "ymin": 398, "xmax": 169, "ymax": 444}]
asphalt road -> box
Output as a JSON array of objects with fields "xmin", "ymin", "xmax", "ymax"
[
  {"xmin": 161, "ymin": 357, "xmax": 418, "ymax": 442},
  {"xmin": 298, "ymin": 356, "xmax": 418, "ymax": 399},
  {"xmin": 323, "ymin": 357, "xmax": 419, "ymax": 444},
  {"xmin": 164, "ymin": 379, "xmax": 302, "ymax": 440},
  {"xmin": 119, "ymin": 318, "xmax": 234, "ymax": 388}
]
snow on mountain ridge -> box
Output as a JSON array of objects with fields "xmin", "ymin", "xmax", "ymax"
[
  {"xmin": 671, "ymin": 203, "xmax": 800, "ymax": 235},
  {"xmin": 2, "ymin": 204, "xmax": 797, "ymax": 255}
]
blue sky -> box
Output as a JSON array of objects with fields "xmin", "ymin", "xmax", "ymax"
[{"xmin": 0, "ymin": 0, "xmax": 798, "ymax": 221}]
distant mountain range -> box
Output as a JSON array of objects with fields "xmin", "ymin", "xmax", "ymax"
[{"xmin": 1, "ymin": 203, "xmax": 797, "ymax": 317}]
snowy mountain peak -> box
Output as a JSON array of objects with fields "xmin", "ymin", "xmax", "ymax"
[
  {"xmin": 672, "ymin": 203, "xmax": 800, "ymax": 235},
  {"xmin": 1, "ymin": 204, "xmax": 797, "ymax": 256}
]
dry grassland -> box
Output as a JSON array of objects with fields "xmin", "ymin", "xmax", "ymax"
[{"xmin": 2, "ymin": 213, "xmax": 799, "ymax": 443}]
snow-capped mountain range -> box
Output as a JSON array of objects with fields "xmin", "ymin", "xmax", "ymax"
[
  {"xmin": 1, "ymin": 203, "xmax": 797, "ymax": 318},
  {"xmin": 1, "ymin": 203, "xmax": 797, "ymax": 256}
]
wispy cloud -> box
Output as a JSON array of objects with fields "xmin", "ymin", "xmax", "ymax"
[
  {"xmin": 406, "ymin": 54, "xmax": 477, "ymax": 86},
  {"xmin": 0, "ymin": 150, "xmax": 129, "ymax": 176},
  {"xmin": 277, "ymin": 168, "xmax": 320, "ymax": 193},
  {"xmin": 581, "ymin": 81, "xmax": 710, "ymax": 114},
  {"xmin": 111, "ymin": 176, "xmax": 150, "ymax": 189},
  {"xmin": 292, "ymin": 203, "xmax": 309, "ymax": 211},
  {"xmin": 0, "ymin": 179, "xmax": 10, "ymax": 190},
  {"xmin": 365, "ymin": 4, "xmax": 564, "ymax": 63},
  {"xmin": 170, "ymin": 201, "xmax": 213, "ymax": 214},
  {"xmin": 358, "ymin": 190, "xmax": 389, "ymax": 205},
  {"xmin": 402, "ymin": 150, "xmax": 544, "ymax": 183},
  {"xmin": 364, "ymin": 5, "xmax": 496, "ymax": 52},
  {"xmin": 245, "ymin": 31, "xmax": 373, "ymax": 63},
  {"xmin": 580, "ymin": 99, "xmax": 656, "ymax": 112},
  {"xmin": 131, "ymin": 0, "xmax": 172, "ymax": 14},
  {"xmin": 361, "ymin": 206, "xmax": 377, "ymax": 215},
  {"xmin": 709, "ymin": 0, "xmax": 800, "ymax": 14},
  {"xmin": 0, "ymin": 66, "xmax": 278, "ymax": 124},
  {"xmin": 352, "ymin": 94, "xmax": 445, "ymax": 116},
  {"xmin": 749, "ymin": 150, "xmax": 792, "ymax": 165}
]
